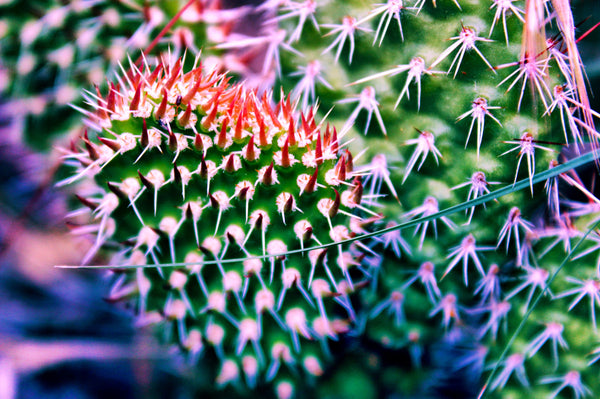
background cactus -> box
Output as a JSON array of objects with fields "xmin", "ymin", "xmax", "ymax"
[
  {"xmin": 4, "ymin": 0, "xmax": 599, "ymax": 398},
  {"xmin": 250, "ymin": 0, "xmax": 600, "ymax": 397}
]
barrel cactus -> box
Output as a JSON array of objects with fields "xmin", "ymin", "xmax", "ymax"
[
  {"xmin": 62, "ymin": 54, "xmax": 376, "ymax": 396},
  {"xmin": 55, "ymin": 0, "xmax": 600, "ymax": 398}
]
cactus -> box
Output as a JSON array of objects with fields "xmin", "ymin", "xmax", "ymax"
[
  {"xmin": 53, "ymin": 0, "xmax": 600, "ymax": 398},
  {"xmin": 62, "ymin": 54, "xmax": 376, "ymax": 396}
]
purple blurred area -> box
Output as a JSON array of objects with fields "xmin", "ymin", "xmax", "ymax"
[{"xmin": 0, "ymin": 101, "xmax": 182, "ymax": 399}]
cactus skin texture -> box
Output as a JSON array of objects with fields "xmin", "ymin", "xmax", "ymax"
[
  {"xmin": 56, "ymin": 0, "xmax": 600, "ymax": 398},
  {"xmin": 64, "ymin": 54, "xmax": 373, "ymax": 397}
]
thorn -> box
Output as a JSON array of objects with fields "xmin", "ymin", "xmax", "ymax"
[
  {"xmin": 258, "ymin": 118, "xmax": 268, "ymax": 147},
  {"xmin": 305, "ymin": 167, "xmax": 318, "ymax": 194},
  {"xmin": 75, "ymin": 195, "xmax": 97, "ymax": 211},
  {"xmin": 130, "ymin": 82, "xmax": 143, "ymax": 112},
  {"xmin": 224, "ymin": 154, "xmax": 237, "ymax": 173},
  {"xmin": 198, "ymin": 245, "xmax": 212, "ymax": 257},
  {"xmin": 315, "ymin": 131, "xmax": 323, "ymax": 165},
  {"xmin": 94, "ymin": 85, "xmax": 109, "ymax": 121},
  {"xmin": 163, "ymin": 58, "xmax": 182, "ymax": 91},
  {"xmin": 282, "ymin": 95, "xmax": 292, "ymax": 120},
  {"xmin": 284, "ymin": 194, "xmax": 294, "ymax": 214},
  {"xmin": 249, "ymin": 93, "xmax": 262, "ymax": 124},
  {"xmin": 167, "ymin": 130, "xmax": 177, "ymax": 153},
  {"xmin": 217, "ymin": 117, "xmax": 230, "ymax": 148},
  {"xmin": 344, "ymin": 150, "xmax": 353, "ymax": 173},
  {"xmin": 147, "ymin": 63, "xmax": 164, "ymax": 84},
  {"xmin": 330, "ymin": 190, "xmax": 340, "ymax": 218},
  {"xmin": 141, "ymin": 119, "xmax": 149, "ymax": 147},
  {"xmin": 98, "ymin": 137, "xmax": 121, "ymax": 152},
  {"xmin": 83, "ymin": 134, "xmax": 99, "ymax": 161},
  {"xmin": 301, "ymin": 113, "xmax": 314, "ymax": 140},
  {"xmin": 178, "ymin": 105, "xmax": 193, "ymax": 127},
  {"xmin": 200, "ymin": 156, "xmax": 208, "ymax": 179},
  {"xmin": 194, "ymin": 132, "xmax": 204, "ymax": 151},
  {"xmin": 234, "ymin": 108, "xmax": 245, "ymax": 141},
  {"xmin": 287, "ymin": 119, "xmax": 296, "ymax": 146},
  {"xmin": 69, "ymin": 139, "xmax": 77, "ymax": 154},
  {"xmin": 238, "ymin": 186, "xmax": 250, "ymax": 201},
  {"xmin": 309, "ymin": 249, "xmax": 328, "ymax": 288},
  {"xmin": 351, "ymin": 176, "xmax": 363, "ymax": 204},
  {"xmin": 335, "ymin": 157, "xmax": 346, "ymax": 182},
  {"xmin": 155, "ymin": 88, "xmax": 169, "ymax": 120},
  {"xmin": 263, "ymin": 162, "xmax": 275, "ymax": 185},
  {"xmin": 225, "ymin": 91, "xmax": 238, "ymax": 118},
  {"xmin": 263, "ymin": 93, "xmax": 281, "ymax": 129},
  {"xmin": 173, "ymin": 162, "xmax": 182, "ymax": 183},
  {"xmin": 324, "ymin": 123, "xmax": 331, "ymax": 147},
  {"xmin": 255, "ymin": 213, "xmax": 264, "ymax": 232},
  {"xmin": 201, "ymin": 91, "xmax": 221, "ymax": 129},
  {"xmin": 209, "ymin": 192, "xmax": 219, "ymax": 209},
  {"xmin": 245, "ymin": 135, "xmax": 258, "ymax": 161},
  {"xmin": 107, "ymin": 182, "xmax": 128, "ymax": 202},
  {"xmin": 307, "ymin": 108, "xmax": 317, "ymax": 130},
  {"xmin": 331, "ymin": 126, "xmax": 339, "ymax": 154},
  {"xmin": 281, "ymin": 137, "xmax": 290, "ymax": 167},
  {"xmin": 181, "ymin": 70, "xmax": 202, "ymax": 105},
  {"xmin": 304, "ymin": 226, "xmax": 313, "ymax": 241},
  {"xmin": 138, "ymin": 170, "xmax": 152, "ymax": 190},
  {"xmin": 226, "ymin": 231, "xmax": 236, "ymax": 244},
  {"xmin": 65, "ymin": 220, "xmax": 82, "ymax": 230},
  {"xmin": 106, "ymin": 83, "xmax": 117, "ymax": 113}
]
